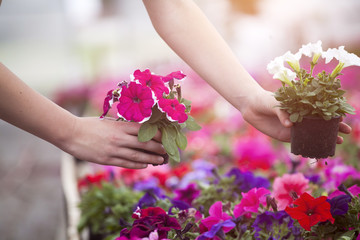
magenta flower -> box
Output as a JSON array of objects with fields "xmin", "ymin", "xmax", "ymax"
[
  {"xmin": 328, "ymin": 184, "xmax": 360, "ymax": 199},
  {"xmin": 133, "ymin": 69, "xmax": 169, "ymax": 97},
  {"xmin": 323, "ymin": 157, "xmax": 360, "ymax": 191},
  {"xmin": 100, "ymin": 89, "xmax": 118, "ymax": 119},
  {"xmin": 173, "ymin": 183, "xmax": 200, "ymax": 206},
  {"xmin": 161, "ymin": 71, "xmax": 186, "ymax": 83},
  {"xmin": 200, "ymin": 201, "xmax": 234, "ymax": 234},
  {"xmin": 116, "ymin": 81, "xmax": 156, "ymax": 123},
  {"xmin": 232, "ymin": 136, "xmax": 277, "ymax": 171},
  {"xmin": 120, "ymin": 207, "xmax": 181, "ymax": 239},
  {"xmin": 157, "ymin": 98, "xmax": 188, "ymax": 123},
  {"xmin": 233, "ymin": 187, "xmax": 271, "ymax": 218},
  {"xmin": 272, "ymin": 173, "xmax": 310, "ymax": 210}
]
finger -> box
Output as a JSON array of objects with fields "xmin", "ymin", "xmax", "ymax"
[
  {"xmin": 339, "ymin": 122, "xmax": 352, "ymax": 134},
  {"xmin": 276, "ymin": 108, "xmax": 293, "ymax": 128},
  {"xmin": 122, "ymin": 135, "xmax": 166, "ymax": 155},
  {"xmin": 106, "ymin": 158, "xmax": 149, "ymax": 169},
  {"xmin": 153, "ymin": 130, "xmax": 162, "ymax": 143},
  {"xmin": 336, "ymin": 136, "xmax": 344, "ymax": 144},
  {"xmin": 112, "ymin": 147, "xmax": 165, "ymax": 165}
]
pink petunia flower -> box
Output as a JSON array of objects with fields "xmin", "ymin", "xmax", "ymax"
[
  {"xmin": 157, "ymin": 98, "xmax": 188, "ymax": 123},
  {"xmin": 232, "ymin": 135, "xmax": 277, "ymax": 171},
  {"xmin": 141, "ymin": 230, "xmax": 170, "ymax": 240},
  {"xmin": 272, "ymin": 173, "xmax": 310, "ymax": 210},
  {"xmin": 322, "ymin": 157, "xmax": 360, "ymax": 191},
  {"xmin": 161, "ymin": 71, "xmax": 186, "ymax": 83},
  {"xmin": 117, "ymin": 81, "xmax": 156, "ymax": 123},
  {"xmin": 328, "ymin": 184, "xmax": 360, "ymax": 199},
  {"xmin": 133, "ymin": 69, "xmax": 169, "ymax": 98},
  {"xmin": 100, "ymin": 89, "xmax": 119, "ymax": 119},
  {"xmin": 200, "ymin": 201, "xmax": 234, "ymax": 234},
  {"xmin": 233, "ymin": 187, "xmax": 271, "ymax": 218}
]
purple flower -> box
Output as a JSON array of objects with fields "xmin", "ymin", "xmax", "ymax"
[
  {"xmin": 134, "ymin": 180, "xmax": 167, "ymax": 209},
  {"xmin": 327, "ymin": 194, "xmax": 352, "ymax": 216},
  {"xmin": 173, "ymin": 183, "xmax": 200, "ymax": 206},
  {"xmin": 198, "ymin": 219, "xmax": 235, "ymax": 240},
  {"xmin": 252, "ymin": 211, "xmax": 300, "ymax": 240},
  {"xmin": 168, "ymin": 199, "xmax": 191, "ymax": 215},
  {"xmin": 226, "ymin": 168, "xmax": 270, "ymax": 192}
]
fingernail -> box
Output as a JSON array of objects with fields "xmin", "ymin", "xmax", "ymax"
[
  {"xmin": 285, "ymin": 119, "xmax": 291, "ymax": 126},
  {"xmin": 158, "ymin": 156, "xmax": 164, "ymax": 163}
]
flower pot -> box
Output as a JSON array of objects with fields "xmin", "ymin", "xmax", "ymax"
[{"xmin": 290, "ymin": 116, "xmax": 340, "ymax": 158}]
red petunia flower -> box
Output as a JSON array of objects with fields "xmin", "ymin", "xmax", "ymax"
[
  {"xmin": 285, "ymin": 192, "xmax": 335, "ymax": 231},
  {"xmin": 117, "ymin": 81, "xmax": 156, "ymax": 123},
  {"xmin": 133, "ymin": 69, "xmax": 169, "ymax": 97},
  {"xmin": 157, "ymin": 98, "xmax": 188, "ymax": 123}
]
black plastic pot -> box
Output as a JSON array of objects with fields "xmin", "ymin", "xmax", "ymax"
[{"xmin": 290, "ymin": 116, "xmax": 340, "ymax": 159}]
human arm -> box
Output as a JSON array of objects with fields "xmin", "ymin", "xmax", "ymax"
[
  {"xmin": 142, "ymin": 0, "xmax": 351, "ymax": 143},
  {"xmin": 0, "ymin": 63, "xmax": 166, "ymax": 168}
]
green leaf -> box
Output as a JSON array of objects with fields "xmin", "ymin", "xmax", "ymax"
[
  {"xmin": 184, "ymin": 116, "xmax": 202, "ymax": 131},
  {"xmin": 338, "ymin": 230, "xmax": 355, "ymax": 240},
  {"xmin": 289, "ymin": 112, "xmax": 299, "ymax": 122},
  {"xmin": 327, "ymin": 105, "xmax": 339, "ymax": 112},
  {"xmin": 169, "ymin": 148, "xmax": 181, "ymax": 162},
  {"xmin": 175, "ymin": 130, "xmax": 187, "ymax": 150},
  {"xmin": 138, "ymin": 122, "xmax": 158, "ymax": 142},
  {"xmin": 146, "ymin": 107, "xmax": 163, "ymax": 123},
  {"xmin": 161, "ymin": 126, "xmax": 177, "ymax": 155}
]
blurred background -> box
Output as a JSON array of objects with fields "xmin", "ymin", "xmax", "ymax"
[{"xmin": 0, "ymin": 0, "xmax": 359, "ymax": 239}]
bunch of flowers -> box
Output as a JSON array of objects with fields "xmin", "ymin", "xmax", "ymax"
[
  {"xmin": 100, "ymin": 69, "xmax": 201, "ymax": 162},
  {"xmin": 267, "ymin": 40, "xmax": 359, "ymax": 122},
  {"xmin": 77, "ymin": 163, "xmax": 360, "ymax": 240}
]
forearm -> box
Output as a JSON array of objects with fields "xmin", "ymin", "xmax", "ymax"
[
  {"xmin": 142, "ymin": 0, "xmax": 265, "ymax": 112},
  {"xmin": 0, "ymin": 63, "xmax": 76, "ymax": 149}
]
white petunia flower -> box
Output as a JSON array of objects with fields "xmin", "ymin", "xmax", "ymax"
[
  {"xmin": 273, "ymin": 67, "xmax": 296, "ymax": 87},
  {"xmin": 267, "ymin": 56, "xmax": 285, "ymax": 75},
  {"xmin": 283, "ymin": 51, "xmax": 301, "ymax": 72},
  {"xmin": 323, "ymin": 46, "xmax": 360, "ymax": 77},
  {"xmin": 323, "ymin": 46, "xmax": 360, "ymax": 67},
  {"xmin": 299, "ymin": 40, "xmax": 323, "ymax": 64},
  {"xmin": 298, "ymin": 40, "xmax": 323, "ymax": 57}
]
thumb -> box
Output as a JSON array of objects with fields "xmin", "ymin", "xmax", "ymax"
[{"xmin": 276, "ymin": 108, "xmax": 292, "ymax": 128}]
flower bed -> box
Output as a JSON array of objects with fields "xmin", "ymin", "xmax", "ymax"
[{"xmin": 57, "ymin": 64, "xmax": 360, "ymax": 240}]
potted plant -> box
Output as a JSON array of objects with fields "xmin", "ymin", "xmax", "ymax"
[{"xmin": 267, "ymin": 41, "xmax": 359, "ymax": 159}]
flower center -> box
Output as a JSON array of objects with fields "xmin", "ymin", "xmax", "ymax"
[
  {"xmin": 133, "ymin": 97, "xmax": 141, "ymax": 103},
  {"xmin": 146, "ymin": 80, "xmax": 152, "ymax": 87},
  {"xmin": 306, "ymin": 209, "xmax": 314, "ymax": 216}
]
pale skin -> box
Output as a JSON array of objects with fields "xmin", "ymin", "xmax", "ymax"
[
  {"xmin": 0, "ymin": 63, "xmax": 166, "ymax": 169},
  {"xmin": 142, "ymin": 0, "xmax": 351, "ymax": 143},
  {"xmin": 0, "ymin": 1, "xmax": 351, "ymax": 170}
]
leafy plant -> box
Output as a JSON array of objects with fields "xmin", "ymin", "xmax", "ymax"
[
  {"xmin": 77, "ymin": 182, "xmax": 142, "ymax": 238},
  {"xmin": 268, "ymin": 41, "xmax": 358, "ymax": 122},
  {"xmin": 100, "ymin": 69, "xmax": 201, "ymax": 162}
]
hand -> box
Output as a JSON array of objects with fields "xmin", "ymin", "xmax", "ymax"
[
  {"xmin": 60, "ymin": 117, "xmax": 167, "ymax": 169},
  {"xmin": 241, "ymin": 90, "xmax": 352, "ymax": 143}
]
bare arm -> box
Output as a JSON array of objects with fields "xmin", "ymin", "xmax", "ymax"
[
  {"xmin": 142, "ymin": 0, "xmax": 351, "ymax": 142},
  {"xmin": 142, "ymin": 0, "xmax": 261, "ymax": 112},
  {"xmin": 0, "ymin": 63, "xmax": 166, "ymax": 168}
]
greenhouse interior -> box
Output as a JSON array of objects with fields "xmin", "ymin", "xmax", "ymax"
[{"xmin": 1, "ymin": 0, "xmax": 360, "ymax": 239}]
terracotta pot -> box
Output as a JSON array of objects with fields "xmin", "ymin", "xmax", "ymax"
[{"xmin": 290, "ymin": 116, "xmax": 340, "ymax": 159}]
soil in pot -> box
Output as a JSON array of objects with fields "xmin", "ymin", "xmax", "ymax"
[{"xmin": 291, "ymin": 116, "xmax": 340, "ymax": 159}]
